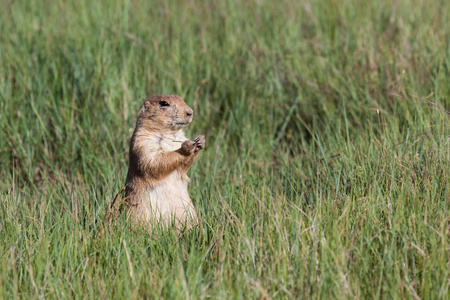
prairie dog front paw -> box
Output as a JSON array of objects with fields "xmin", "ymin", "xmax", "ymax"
[
  {"xmin": 193, "ymin": 135, "xmax": 206, "ymax": 152},
  {"xmin": 181, "ymin": 140, "xmax": 196, "ymax": 154}
]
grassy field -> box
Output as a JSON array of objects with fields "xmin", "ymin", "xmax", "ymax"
[{"xmin": 1, "ymin": 0, "xmax": 450, "ymax": 298}]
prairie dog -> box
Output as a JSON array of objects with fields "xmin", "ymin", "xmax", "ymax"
[{"xmin": 124, "ymin": 95, "xmax": 205, "ymax": 232}]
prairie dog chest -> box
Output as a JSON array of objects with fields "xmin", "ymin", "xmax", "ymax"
[
  {"xmin": 157, "ymin": 131, "xmax": 187, "ymax": 153},
  {"xmin": 136, "ymin": 130, "xmax": 187, "ymax": 156}
]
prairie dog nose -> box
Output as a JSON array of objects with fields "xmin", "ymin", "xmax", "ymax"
[{"xmin": 186, "ymin": 109, "xmax": 193, "ymax": 117}]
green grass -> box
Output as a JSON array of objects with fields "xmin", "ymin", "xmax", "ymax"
[{"xmin": 1, "ymin": 0, "xmax": 450, "ymax": 298}]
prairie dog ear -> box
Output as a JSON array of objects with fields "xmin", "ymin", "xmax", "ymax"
[{"xmin": 142, "ymin": 100, "xmax": 152, "ymax": 110}]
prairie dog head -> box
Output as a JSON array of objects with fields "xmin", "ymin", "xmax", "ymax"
[{"xmin": 137, "ymin": 95, "xmax": 194, "ymax": 132}]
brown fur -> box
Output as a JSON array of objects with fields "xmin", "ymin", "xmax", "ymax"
[{"xmin": 123, "ymin": 95, "xmax": 205, "ymax": 232}]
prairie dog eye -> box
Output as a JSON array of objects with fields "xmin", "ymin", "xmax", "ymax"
[{"xmin": 159, "ymin": 101, "xmax": 170, "ymax": 107}]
